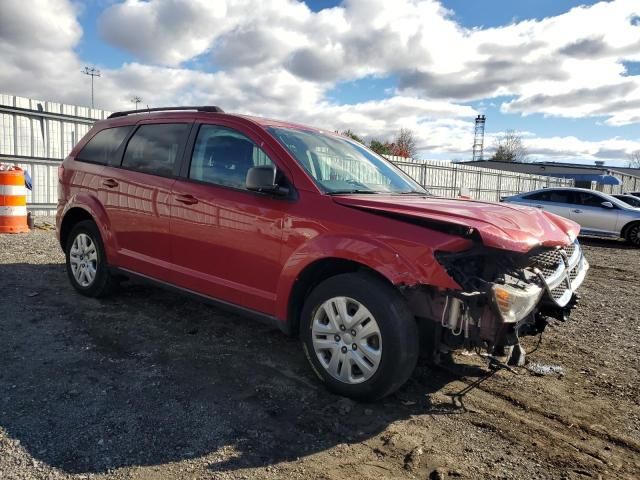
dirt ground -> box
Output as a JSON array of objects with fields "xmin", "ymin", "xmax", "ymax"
[{"xmin": 1, "ymin": 225, "xmax": 639, "ymax": 480}]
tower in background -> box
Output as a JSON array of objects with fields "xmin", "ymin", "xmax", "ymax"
[{"xmin": 472, "ymin": 114, "xmax": 486, "ymax": 161}]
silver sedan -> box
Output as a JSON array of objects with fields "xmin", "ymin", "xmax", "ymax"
[{"xmin": 502, "ymin": 187, "xmax": 640, "ymax": 246}]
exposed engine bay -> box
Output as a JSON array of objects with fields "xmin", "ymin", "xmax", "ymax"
[{"xmin": 406, "ymin": 238, "xmax": 589, "ymax": 367}]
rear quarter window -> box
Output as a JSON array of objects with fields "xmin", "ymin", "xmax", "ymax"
[{"xmin": 76, "ymin": 126, "xmax": 133, "ymax": 165}]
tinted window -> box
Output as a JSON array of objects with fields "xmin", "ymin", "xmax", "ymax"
[
  {"xmin": 546, "ymin": 190, "xmax": 575, "ymax": 204},
  {"xmin": 523, "ymin": 191, "xmax": 550, "ymax": 201},
  {"xmin": 189, "ymin": 125, "xmax": 274, "ymax": 189},
  {"xmin": 77, "ymin": 126, "xmax": 132, "ymax": 165},
  {"xmin": 617, "ymin": 195, "xmax": 640, "ymax": 207},
  {"xmin": 122, "ymin": 123, "xmax": 189, "ymax": 176},
  {"xmin": 575, "ymin": 191, "xmax": 606, "ymax": 207}
]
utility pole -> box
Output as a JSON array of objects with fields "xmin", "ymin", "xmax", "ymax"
[
  {"xmin": 131, "ymin": 96, "xmax": 142, "ymax": 110},
  {"xmin": 81, "ymin": 66, "xmax": 101, "ymax": 108}
]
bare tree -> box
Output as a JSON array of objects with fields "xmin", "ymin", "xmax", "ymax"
[
  {"xmin": 629, "ymin": 150, "xmax": 640, "ymax": 168},
  {"xmin": 491, "ymin": 130, "xmax": 529, "ymax": 163},
  {"xmin": 392, "ymin": 128, "xmax": 418, "ymax": 158}
]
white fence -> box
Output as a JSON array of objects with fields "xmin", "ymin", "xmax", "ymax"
[
  {"xmin": 12, "ymin": 156, "xmax": 573, "ymax": 218},
  {"xmin": 389, "ymin": 158, "xmax": 574, "ymax": 201},
  {"xmin": 0, "ymin": 94, "xmax": 111, "ymax": 160},
  {"xmin": 13, "ymin": 158, "xmax": 59, "ymax": 217}
]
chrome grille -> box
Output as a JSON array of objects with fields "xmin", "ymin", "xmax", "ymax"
[
  {"xmin": 569, "ymin": 267, "xmax": 578, "ymax": 281},
  {"xmin": 527, "ymin": 240, "xmax": 588, "ymax": 307},
  {"xmin": 565, "ymin": 243, "xmax": 576, "ymax": 258},
  {"xmin": 529, "ymin": 249, "xmax": 562, "ymax": 268},
  {"xmin": 550, "ymin": 286, "xmax": 566, "ymax": 300}
]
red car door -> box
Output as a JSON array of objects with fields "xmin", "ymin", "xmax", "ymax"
[
  {"xmin": 102, "ymin": 122, "xmax": 191, "ymax": 282},
  {"xmin": 169, "ymin": 123, "xmax": 292, "ymax": 315}
]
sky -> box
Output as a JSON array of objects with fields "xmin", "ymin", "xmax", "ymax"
[{"xmin": 1, "ymin": 0, "xmax": 639, "ymax": 166}]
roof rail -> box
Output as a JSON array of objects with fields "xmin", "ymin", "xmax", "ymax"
[{"xmin": 107, "ymin": 105, "xmax": 224, "ymax": 119}]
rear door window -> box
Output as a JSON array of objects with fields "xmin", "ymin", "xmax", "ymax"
[
  {"xmin": 76, "ymin": 126, "xmax": 133, "ymax": 165},
  {"xmin": 546, "ymin": 190, "xmax": 575, "ymax": 204},
  {"xmin": 121, "ymin": 123, "xmax": 190, "ymax": 176},
  {"xmin": 523, "ymin": 191, "xmax": 551, "ymax": 201}
]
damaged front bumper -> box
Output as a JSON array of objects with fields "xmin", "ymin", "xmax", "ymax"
[{"xmin": 413, "ymin": 239, "xmax": 589, "ymax": 366}]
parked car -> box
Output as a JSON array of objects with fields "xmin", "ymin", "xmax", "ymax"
[
  {"xmin": 613, "ymin": 194, "xmax": 640, "ymax": 208},
  {"xmin": 627, "ymin": 192, "xmax": 640, "ymax": 199},
  {"xmin": 57, "ymin": 106, "xmax": 589, "ymax": 400},
  {"xmin": 503, "ymin": 187, "xmax": 640, "ymax": 246}
]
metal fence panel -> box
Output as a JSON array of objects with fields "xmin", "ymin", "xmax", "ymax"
[
  {"xmin": 13, "ymin": 159, "xmax": 59, "ymax": 217},
  {"xmin": 391, "ymin": 159, "xmax": 574, "ymax": 200}
]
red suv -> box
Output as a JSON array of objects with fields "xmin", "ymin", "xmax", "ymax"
[{"xmin": 57, "ymin": 106, "xmax": 589, "ymax": 400}]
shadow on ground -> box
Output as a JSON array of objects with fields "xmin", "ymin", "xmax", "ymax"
[
  {"xmin": 579, "ymin": 236, "xmax": 633, "ymax": 249},
  {"xmin": 0, "ymin": 262, "xmax": 487, "ymax": 474}
]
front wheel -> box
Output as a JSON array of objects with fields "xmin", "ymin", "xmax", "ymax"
[
  {"xmin": 300, "ymin": 272, "xmax": 419, "ymax": 401},
  {"xmin": 625, "ymin": 222, "xmax": 640, "ymax": 247}
]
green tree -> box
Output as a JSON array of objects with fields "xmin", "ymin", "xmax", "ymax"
[
  {"xmin": 492, "ymin": 145, "xmax": 516, "ymax": 162},
  {"xmin": 369, "ymin": 139, "xmax": 392, "ymax": 155},
  {"xmin": 341, "ymin": 129, "xmax": 364, "ymax": 144}
]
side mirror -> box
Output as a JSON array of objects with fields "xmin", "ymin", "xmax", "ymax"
[
  {"xmin": 601, "ymin": 201, "xmax": 614, "ymax": 209},
  {"xmin": 246, "ymin": 166, "xmax": 289, "ymax": 196}
]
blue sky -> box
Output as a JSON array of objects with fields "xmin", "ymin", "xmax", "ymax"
[{"xmin": 2, "ymin": 0, "xmax": 639, "ymax": 165}]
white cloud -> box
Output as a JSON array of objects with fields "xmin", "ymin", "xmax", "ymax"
[
  {"xmin": 525, "ymin": 136, "xmax": 640, "ymax": 162},
  {"xmin": 98, "ymin": 0, "xmax": 230, "ymax": 66}
]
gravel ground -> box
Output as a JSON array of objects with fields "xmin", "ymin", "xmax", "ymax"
[{"xmin": 1, "ymin": 225, "xmax": 639, "ymax": 480}]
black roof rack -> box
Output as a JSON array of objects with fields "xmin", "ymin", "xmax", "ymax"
[{"xmin": 107, "ymin": 105, "xmax": 224, "ymax": 119}]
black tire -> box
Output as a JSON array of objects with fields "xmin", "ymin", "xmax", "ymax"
[
  {"xmin": 65, "ymin": 220, "xmax": 115, "ymax": 297},
  {"xmin": 300, "ymin": 272, "xmax": 419, "ymax": 401},
  {"xmin": 625, "ymin": 222, "xmax": 640, "ymax": 247}
]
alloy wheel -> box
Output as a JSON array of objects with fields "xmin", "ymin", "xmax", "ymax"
[{"xmin": 629, "ymin": 225, "xmax": 640, "ymax": 246}]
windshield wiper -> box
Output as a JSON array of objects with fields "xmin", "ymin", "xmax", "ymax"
[
  {"xmin": 326, "ymin": 189, "xmax": 380, "ymax": 195},
  {"xmin": 396, "ymin": 190, "xmax": 432, "ymax": 195}
]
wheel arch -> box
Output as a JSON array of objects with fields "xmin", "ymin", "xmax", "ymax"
[
  {"xmin": 621, "ymin": 220, "xmax": 640, "ymax": 241},
  {"xmin": 58, "ymin": 193, "xmax": 116, "ymax": 260},
  {"xmin": 59, "ymin": 207, "xmax": 95, "ymax": 249},
  {"xmin": 284, "ymin": 257, "xmax": 395, "ymax": 336}
]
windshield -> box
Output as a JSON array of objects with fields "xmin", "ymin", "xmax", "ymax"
[{"xmin": 268, "ymin": 127, "xmax": 427, "ymax": 194}]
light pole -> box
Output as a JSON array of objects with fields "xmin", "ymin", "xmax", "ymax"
[
  {"xmin": 131, "ymin": 96, "xmax": 142, "ymax": 110},
  {"xmin": 81, "ymin": 66, "xmax": 101, "ymax": 108}
]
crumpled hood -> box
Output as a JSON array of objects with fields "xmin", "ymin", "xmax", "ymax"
[{"xmin": 332, "ymin": 195, "xmax": 580, "ymax": 253}]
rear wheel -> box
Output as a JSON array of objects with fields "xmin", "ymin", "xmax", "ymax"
[
  {"xmin": 625, "ymin": 222, "xmax": 640, "ymax": 247},
  {"xmin": 65, "ymin": 220, "xmax": 115, "ymax": 297},
  {"xmin": 300, "ymin": 272, "xmax": 419, "ymax": 401}
]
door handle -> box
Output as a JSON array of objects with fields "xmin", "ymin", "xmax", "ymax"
[
  {"xmin": 102, "ymin": 178, "xmax": 119, "ymax": 188},
  {"xmin": 175, "ymin": 194, "xmax": 198, "ymax": 205},
  {"xmin": 572, "ymin": 209, "xmax": 582, "ymax": 213}
]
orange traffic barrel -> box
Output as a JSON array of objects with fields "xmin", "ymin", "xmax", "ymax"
[{"xmin": 0, "ymin": 167, "xmax": 29, "ymax": 233}]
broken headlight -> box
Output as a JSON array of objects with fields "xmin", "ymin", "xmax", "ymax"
[{"xmin": 492, "ymin": 283, "xmax": 542, "ymax": 323}]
